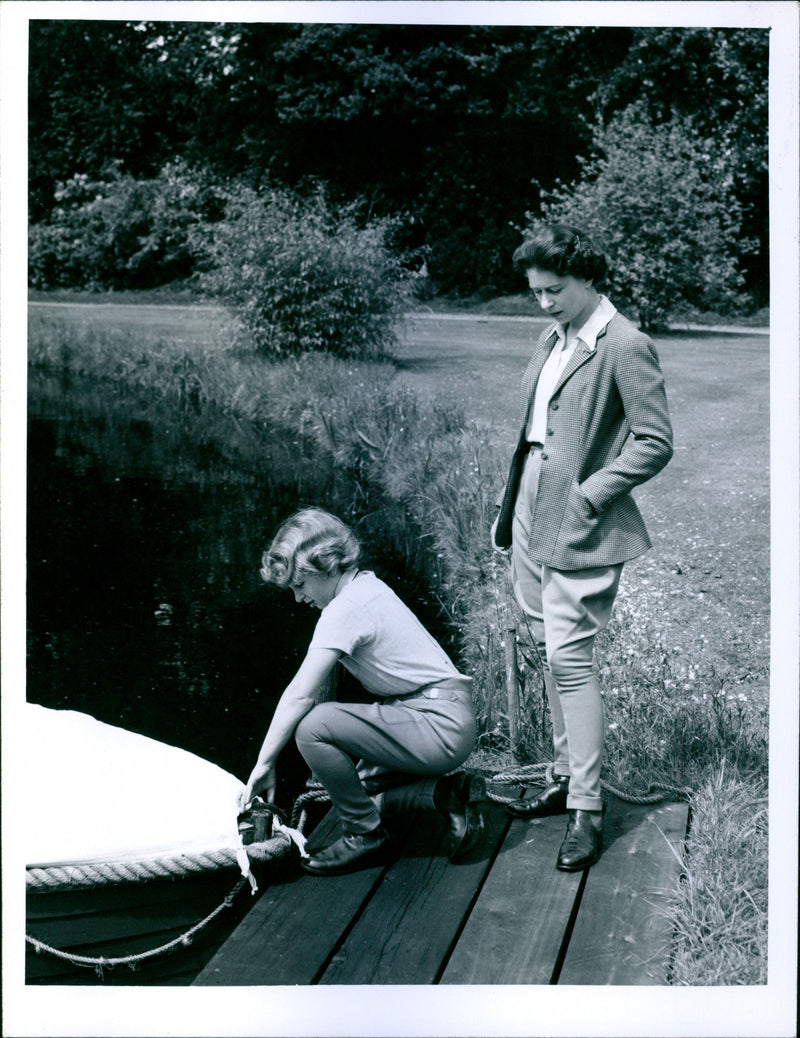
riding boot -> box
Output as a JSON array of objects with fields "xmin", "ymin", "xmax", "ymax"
[{"xmin": 380, "ymin": 772, "xmax": 486, "ymax": 862}]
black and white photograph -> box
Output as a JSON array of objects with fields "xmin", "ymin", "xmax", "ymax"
[{"xmin": 1, "ymin": 2, "xmax": 797, "ymax": 1036}]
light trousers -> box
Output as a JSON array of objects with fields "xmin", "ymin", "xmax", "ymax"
[
  {"xmin": 294, "ymin": 683, "xmax": 476, "ymax": 834},
  {"xmin": 511, "ymin": 449, "xmax": 621, "ymax": 811}
]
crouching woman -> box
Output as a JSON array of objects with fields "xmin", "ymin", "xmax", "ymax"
[{"xmin": 239, "ymin": 508, "xmax": 484, "ymax": 876}]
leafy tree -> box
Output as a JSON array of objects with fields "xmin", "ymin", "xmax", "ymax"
[
  {"xmin": 195, "ymin": 184, "xmax": 407, "ymax": 358},
  {"xmin": 28, "ymin": 20, "xmax": 238, "ymax": 219},
  {"xmin": 239, "ymin": 24, "xmax": 633, "ymax": 295},
  {"xmin": 28, "ymin": 161, "xmax": 223, "ymax": 290},
  {"xmin": 534, "ymin": 105, "xmax": 754, "ymax": 329},
  {"xmin": 589, "ymin": 27, "xmax": 769, "ymax": 303}
]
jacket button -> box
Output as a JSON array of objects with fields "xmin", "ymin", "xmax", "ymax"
[
  {"xmin": 541, "ymin": 453, "xmax": 548, "ymax": 460},
  {"xmin": 551, "ymin": 403, "xmax": 559, "ymax": 410},
  {"xmin": 547, "ymin": 428, "xmax": 554, "ymax": 436}
]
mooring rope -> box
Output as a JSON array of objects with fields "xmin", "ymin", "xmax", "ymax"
[
  {"xmin": 26, "ymin": 877, "xmax": 248, "ymax": 978},
  {"xmin": 26, "ymin": 834, "xmax": 291, "ymax": 892}
]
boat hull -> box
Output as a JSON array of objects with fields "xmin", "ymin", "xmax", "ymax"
[{"xmin": 26, "ymin": 868, "xmax": 253, "ymax": 985}]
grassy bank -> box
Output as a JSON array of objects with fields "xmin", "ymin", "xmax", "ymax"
[{"xmin": 26, "ymin": 305, "xmax": 769, "ymax": 984}]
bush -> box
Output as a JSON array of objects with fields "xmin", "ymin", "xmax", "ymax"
[
  {"xmin": 28, "ymin": 161, "xmax": 223, "ymax": 291},
  {"xmin": 530, "ymin": 105, "xmax": 755, "ymax": 329},
  {"xmin": 195, "ymin": 184, "xmax": 408, "ymax": 360}
]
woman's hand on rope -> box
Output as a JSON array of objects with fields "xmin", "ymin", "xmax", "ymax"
[{"xmin": 238, "ymin": 761, "xmax": 277, "ymax": 811}]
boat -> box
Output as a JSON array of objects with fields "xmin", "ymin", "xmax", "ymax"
[{"xmin": 24, "ymin": 703, "xmax": 296, "ymax": 985}]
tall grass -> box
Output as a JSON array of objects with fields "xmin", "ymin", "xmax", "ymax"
[
  {"xmin": 28, "ymin": 308, "xmax": 769, "ymax": 983},
  {"xmin": 663, "ymin": 765, "xmax": 768, "ymax": 985}
]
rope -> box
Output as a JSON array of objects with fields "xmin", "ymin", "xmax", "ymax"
[
  {"xmin": 482, "ymin": 763, "xmax": 692, "ymax": 805},
  {"xmin": 26, "ymin": 877, "xmax": 248, "ymax": 978},
  {"xmin": 600, "ymin": 779, "xmax": 693, "ymax": 804},
  {"xmin": 26, "ymin": 835, "xmax": 290, "ymax": 892},
  {"xmin": 290, "ymin": 786, "xmax": 331, "ymax": 828}
]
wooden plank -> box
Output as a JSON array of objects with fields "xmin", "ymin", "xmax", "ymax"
[
  {"xmin": 194, "ymin": 812, "xmax": 414, "ymax": 986},
  {"xmin": 193, "ymin": 869, "xmax": 384, "ymax": 986},
  {"xmin": 320, "ymin": 803, "xmax": 509, "ymax": 985},
  {"xmin": 441, "ymin": 811, "xmax": 583, "ymax": 985},
  {"xmin": 557, "ymin": 798, "xmax": 689, "ymax": 985}
]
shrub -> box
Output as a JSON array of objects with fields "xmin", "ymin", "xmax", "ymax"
[
  {"xmin": 530, "ymin": 105, "xmax": 755, "ymax": 329},
  {"xmin": 28, "ymin": 161, "xmax": 222, "ymax": 291},
  {"xmin": 195, "ymin": 184, "xmax": 408, "ymax": 360}
]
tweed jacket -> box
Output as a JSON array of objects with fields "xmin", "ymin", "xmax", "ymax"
[{"xmin": 495, "ymin": 310, "xmax": 673, "ymax": 570}]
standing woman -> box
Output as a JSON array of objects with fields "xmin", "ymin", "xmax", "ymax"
[
  {"xmin": 494, "ymin": 223, "xmax": 673, "ymax": 871},
  {"xmin": 240, "ymin": 508, "xmax": 484, "ymax": 876}
]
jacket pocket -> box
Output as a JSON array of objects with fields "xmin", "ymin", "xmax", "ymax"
[
  {"xmin": 560, "ymin": 480, "xmax": 603, "ymax": 551},
  {"xmin": 568, "ymin": 480, "xmax": 598, "ymax": 520}
]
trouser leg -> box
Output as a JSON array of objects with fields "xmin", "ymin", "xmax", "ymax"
[
  {"xmin": 294, "ymin": 697, "xmax": 475, "ymax": 834},
  {"xmin": 510, "ymin": 450, "xmax": 622, "ymax": 810},
  {"xmin": 511, "ymin": 451, "xmax": 570, "ymax": 778},
  {"xmin": 542, "ymin": 565, "xmax": 621, "ymax": 811}
]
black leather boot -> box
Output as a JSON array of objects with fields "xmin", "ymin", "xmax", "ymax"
[
  {"xmin": 556, "ymin": 808, "xmax": 603, "ymax": 871},
  {"xmin": 433, "ymin": 772, "xmax": 487, "ymax": 862},
  {"xmin": 506, "ymin": 774, "xmax": 570, "ymax": 819}
]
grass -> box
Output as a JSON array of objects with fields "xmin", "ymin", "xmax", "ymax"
[
  {"xmin": 26, "ymin": 300, "xmax": 771, "ymax": 985},
  {"xmin": 663, "ymin": 766, "xmax": 768, "ymax": 985}
]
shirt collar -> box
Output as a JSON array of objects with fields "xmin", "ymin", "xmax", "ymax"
[{"xmin": 552, "ymin": 295, "xmax": 617, "ymax": 352}]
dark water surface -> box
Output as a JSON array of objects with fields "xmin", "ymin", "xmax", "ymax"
[{"xmin": 26, "ymin": 372, "xmax": 446, "ymax": 808}]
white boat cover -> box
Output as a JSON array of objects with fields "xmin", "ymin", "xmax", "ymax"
[{"xmin": 26, "ymin": 703, "xmax": 245, "ymax": 868}]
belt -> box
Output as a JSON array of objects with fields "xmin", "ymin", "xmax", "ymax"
[
  {"xmin": 520, "ymin": 440, "xmax": 543, "ymax": 455},
  {"xmin": 384, "ymin": 677, "xmax": 472, "ymax": 704}
]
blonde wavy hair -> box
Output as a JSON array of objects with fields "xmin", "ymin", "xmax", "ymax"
[{"xmin": 260, "ymin": 508, "xmax": 362, "ymax": 588}]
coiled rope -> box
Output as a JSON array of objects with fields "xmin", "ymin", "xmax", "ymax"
[
  {"xmin": 484, "ymin": 761, "xmax": 692, "ymax": 805},
  {"xmin": 290, "ymin": 780, "xmax": 332, "ymax": 829}
]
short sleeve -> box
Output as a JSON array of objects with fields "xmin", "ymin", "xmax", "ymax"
[{"xmin": 309, "ymin": 595, "xmax": 374, "ymax": 656}]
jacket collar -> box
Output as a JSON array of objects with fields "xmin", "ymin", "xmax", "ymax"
[{"xmin": 545, "ymin": 295, "xmax": 617, "ymax": 354}]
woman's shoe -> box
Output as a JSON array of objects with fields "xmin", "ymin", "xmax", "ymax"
[
  {"xmin": 555, "ymin": 808, "xmax": 603, "ymax": 871},
  {"xmin": 434, "ymin": 772, "xmax": 486, "ymax": 862},
  {"xmin": 506, "ymin": 775, "xmax": 570, "ymax": 819},
  {"xmin": 301, "ymin": 826, "xmax": 389, "ymax": 876}
]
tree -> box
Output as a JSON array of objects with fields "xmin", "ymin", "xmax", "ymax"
[
  {"xmin": 28, "ymin": 161, "xmax": 223, "ymax": 290},
  {"xmin": 28, "ymin": 20, "xmax": 239, "ymax": 219},
  {"xmin": 534, "ymin": 105, "xmax": 754, "ymax": 329},
  {"xmin": 589, "ymin": 28, "xmax": 769, "ymax": 304}
]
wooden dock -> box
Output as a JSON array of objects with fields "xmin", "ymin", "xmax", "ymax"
[{"xmin": 194, "ymin": 787, "xmax": 689, "ymax": 987}]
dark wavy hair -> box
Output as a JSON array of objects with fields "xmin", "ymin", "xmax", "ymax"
[
  {"xmin": 260, "ymin": 508, "xmax": 362, "ymax": 588},
  {"xmin": 512, "ymin": 223, "xmax": 608, "ymax": 285}
]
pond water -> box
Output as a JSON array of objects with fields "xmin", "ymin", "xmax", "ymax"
[{"xmin": 26, "ymin": 371, "xmax": 448, "ymax": 808}]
